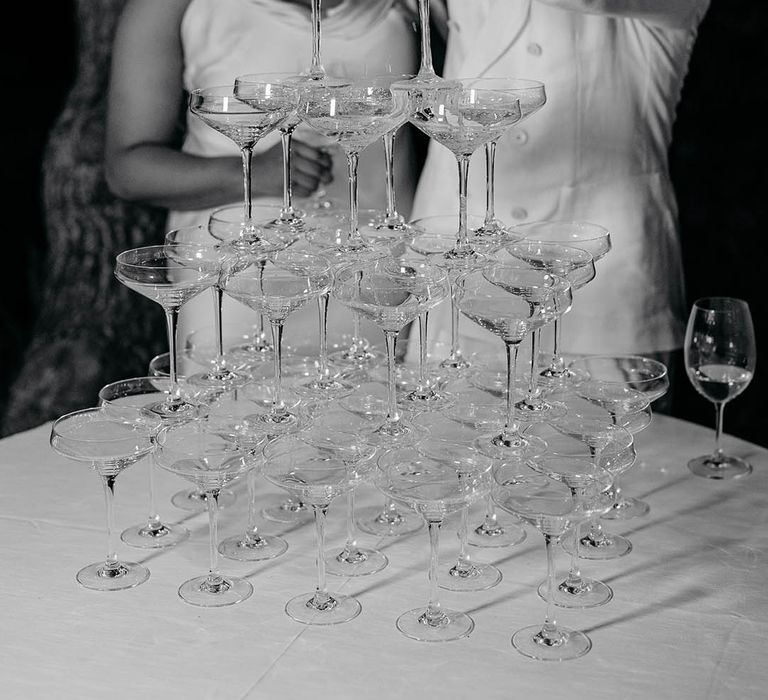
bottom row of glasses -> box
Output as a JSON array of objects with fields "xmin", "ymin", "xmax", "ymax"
[{"xmin": 50, "ymin": 406, "xmax": 614, "ymax": 660}]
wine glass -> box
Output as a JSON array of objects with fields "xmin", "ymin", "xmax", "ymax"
[
  {"xmin": 376, "ymin": 443, "xmax": 494, "ymax": 641},
  {"xmin": 472, "ymin": 79, "xmax": 547, "ymax": 241},
  {"xmin": 115, "ymin": 244, "xmax": 218, "ymax": 422},
  {"xmin": 49, "ymin": 407, "xmax": 155, "ymax": 590},
  {"xmin": 189, "ymin": 84, "xmax": 297, "ymax": 244},
  {"xmin": 155, "ymin": 421, "xmax": 256, "ymax": 606},
  {"xmin": 684, "ymin": 297, "xmax": 756, "ymax": 479},
  {"xmin": 493, "ymin": 461, "xmax": 611, "ymax": 660},
  {"xmin": 454, "ymin": 264, "xmax": 568, "ymax": 460},
  {"xmin": 570, "ymin": 354, "xmax": 668, "ymax": 518},
  {"xmin": 396, "ymin": 78, "xmax": 522, "ymax": 262},
  {"xmin": 509, "ymin": 221, "xmax": 612, "ymax": 381},
  {"xmin": 98, "ymin": 376, "xmax": 191, "ymax": 549},
  {"xmin": 164, "ymin": 225, "xmax": 251, "ymax": 392},
  {"xmin": 222, "ymin": 249, "xmax": 332, "ymax": 436},
  {"xmin": 332, "ymin": 257, "xmax": 450, "ymax": 446},
  {"xmin": 499, "ymin": 241, "xmax": 593, "ymax": 418},
  {"xmin": 262, "ymin": 434, "xmax": 374, "ymax": 624}
]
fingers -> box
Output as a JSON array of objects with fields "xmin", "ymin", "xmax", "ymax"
[{"xmin": 290, "ymin": 139, "xmax": 335, "ymax": 196}]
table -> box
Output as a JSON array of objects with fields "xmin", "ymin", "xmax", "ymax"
[{"xmin": 2, "ymin": 414, "xmax": 766, "ymax": 699}]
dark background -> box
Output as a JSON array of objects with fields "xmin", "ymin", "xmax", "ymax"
[{"xmin": 3, "ymin": 1, "xmax": 766, "ymax": 445}]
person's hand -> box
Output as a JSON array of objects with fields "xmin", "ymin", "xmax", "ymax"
[{"xmin": 250, "ymin": 139, "xmax": 333, "ymax": 199}]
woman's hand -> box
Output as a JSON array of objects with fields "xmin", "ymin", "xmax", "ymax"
[{"xmin": 252, "ymin": 138, "xmax": 334, "ymax": 199}]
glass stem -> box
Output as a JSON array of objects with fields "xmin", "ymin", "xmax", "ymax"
[
  {"xmin": 317, "ymin": 292, "xmax": 330, "ymax": 379},
  {"xmin": 205, "ymin": 490, "xmax": 224, "ymax": 587},
  {"xmin": 146, "ymin": 455, "xmax": 161, "ymax": 529},
  {"xmin": 504, "ymin": 340, "xmax": 521, "ymax": 435},
  {"xmin": 424, "ymin": 519, "xmax": 445, "ymax": 625},
  {"xmin": 418, "ymin": 311, "xmax": 429, "ymax": 388},
  {"xmin": 280, "ymin": 129, "xmax": 295, "ymax": 219},
  {"xmin": 312, "ymin": 504, "xmax": 333, "ymax": 608},
  {"xmin": 163, "ymin": 307, "xmax": 182, "ymax": 400},
  {"xmin": 483, "ymin": 141, "xmax": 497, "ymax": 227},
  {"xmin": 454, "ymin": 507, "xmax": 472, "ymax": 572},
  {"xmin": 455, "ymin": 154, "xmax": 470, "ymax": 249},
  {"xmin": 417, "ymin": 0, "xmax": 434, "ymax": 77},
  {"xmin": 482, "ymin": 494, "xmax": 499, "ymax": 531},
  {"xmin": 383, "ymin": 329, "xmax": 400, "ymax": 425},
  {"xmin": 713, "ymin": 401, "xmax": 725, "ymax": 460},
  {"xmin": 527, "ymin": 329, "xmax": 540, "ymax": 402},
  {"xmin": 346, "ymin": 151, "xmax": 362, "ymax": 247},
  {"xmin": 212, "ymin": 285, "xmax": 225, "ymax": 372},
  {"xmin": 309, "ymin": 0, "xmax": 325, "ymax": 79},
  {"xmin": 382, "ymin": 129, "xmax": 398, "ymax": 221},
  {"xmin": 101, "ymin": 472, "xmax": 120, "ymax": 572},
  {"xmin": 445, "ymin": 276, "xmax": 462, "ymax": 364},
  {"xmin": 540, "ymin": 533, "xmax": 561, "ymax": 642},
  {"xmin": 255, "ymin": 259, "xmax": 267, "ymax": 345},
  {"xmin": 240, "ymin": 146, "xmax": 254, "ymax": 223},
  {"xmin": 270, "ymin": 320, "xmax": 286, "ymax": 413},
  {"xmin": 343, "ymin": 490, "xmax": 357, "ymax": 553},
  {"xmin": 550, "ymin": 317, "xmax": 564, "ymax": 373},
  {"xmin": 566, "ymin": 523, "xmax": 583, "ymax": 587},
  {"xmin": 244, "ymin": 468, "xmax": 262, "ymax": 545}
]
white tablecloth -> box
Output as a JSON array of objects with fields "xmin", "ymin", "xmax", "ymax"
[{"xmin": 2, "ymin": 414, "xmax": 766, "ymax": 699}]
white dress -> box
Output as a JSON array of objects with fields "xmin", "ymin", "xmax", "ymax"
[
  {"xmin": 409, "ymin": 0, "xmax": 710, "ymax": 361},
  {"xmin": 168, "ymin": 0, "xmax": 419, "ymax": 349}
]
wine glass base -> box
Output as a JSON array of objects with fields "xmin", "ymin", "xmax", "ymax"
[
  {"xmin": 401, "ymin": 387, "xmax": 456, "ymax": 412},
  {"xmin": 570, "ymin": 532, "xmax": 633, "ymax": 560},
  {"xmin": 76, "ymin": 561, "xmax": 150, "ymax": 591},
  {"xmin": 327, "ymin": 344, "xmax": 385, "ymax": 369},
  {"xmin": 514, "ymin": 398, "xmax": 567, "ymax": 424},
  {"xmin": 324, "ymin": 547, "xmax": 389, "ymax": 577},
  {"xmin": 688, "ymin": 454, "xmax": 753, "ymax": 480},
  {"xmin": 365, "ymin": 418, "xmax": 424, "ymax": 447},
  {"xmin": 511, "ymin": 624, "xmax": 592, "ymax": 661},
  {"xmin": 439, "ymin": 562, "xmax": 502, "ymax": 592},
  {"xmin": 147, "ymin": 398, "xmax": 201, "ymax": 423},
  {"xmin": 396, "ymin": 607, "xmax": 474, "ymax": 642},
  {"xmin": 262, "ymin": 498, "xmax": 314, "ymax": 524},
  {"xmin": 293, "ymin": 375, "xmax": 356, "ymax": 401},
  {"xmin": 537, "ymin": 576, "xmax": 614, "ymax": 609},
  {"xmin": 601, "ymin": 496, "xmax": 650, "ymax": 520},
  {"xmin": 178, "ymin": 574, "xmax": 253, "ymax": 607},
  {"xmin": 218, "ymin": 533, "xmax": 288, "ymax": 562},
  {"xmin": 474, "ymin": 432, "xmax": 547, "ymax": 462},
  {"xmin": 120, "ymin": 521, "xmax": 190, "ymax": 549},
  {"xmin": 285, "ymin": 592, "xmax": 361, "ymax": 625},
  {"xmin": 467, "ymin": 517, "xmax": 528, "ymax": 549},
  {"xmin": 356, "ymin": 504, "xmax": 424, "ymax": 537},
  {"xmin": 171, "ymin": 488, "xmax": 236, "ymax": 512},
  {"xmin": 186, "ymin": 369, "xmax": 250, "ymax": 392}
]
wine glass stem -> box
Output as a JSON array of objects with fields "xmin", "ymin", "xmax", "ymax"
[
  {"xmin": 425, "ymin": 519, "xmax": 445, "ymax": 624},
  {"xmin": 206, "ymin": 490, "xmax": 224, "ymax": 586},
  {"xmin": 527, "ymin": 329, "xmax": 541, "ymax": 401},
  {"xmin": 504, "ymin": 340, "xmax": 521, "ymax": 434},
  {"xmin": 317, "ymin": 292, "xmax": 330, "ymax": 378},
  {"xmin": 280, "ymin": 129, "xmax": 295, "ymax": 218},
  {"xmin": 245, "ymin": 468, "xmax": 261, "ymax": 544},
  {"xmin": 541, "ymin": 533, "xmax": 561, "ymax": 640},
  {"xmin": 309, "ymin": 0, "xmax": 325, "ymax": 80},
  {"xmin": 713, "ymin": 400, "xmax": 725, "ymax": 460},
  {"xmin": 455, "ymin": 507, "xmax": 472, "ymax": 571},
  {"xmin": 483, "ymin": 141, "xmax": 497, "ymax": 227},
  {"xmin": 346, "ymin": 151, "xmax": 362, "ymax": 247},
  {"xmin": 240, "ymin": 146, "xmax": 254, "ymax": 223},
  {"xmin": 417, "ymin": 0, "xmax": 435, "ymax": 77},
  {"xmin": 418, "ymin": 311, "xmax": 429, "ymax": 388},
  {"xmin": 382, "ymin": 129, "xmax": 398, "ymax": 220},
  {"xmin": 343, "ymin": 490, "xmax": 357, "ymax": 553},
  {"xmin": 567, "ymin": 523, "xmax": 582, "ymax": 585},
  {"xmin": 270, "ymin": 320, "xmax": 285, "ymax": 412},
  {"xmin": 313, "ymin": 504, "xmax": 332, "ymax": 607},
  {"xmin": 212, "ymin": 285, "xmax": 226, "ymax": 371},
  {"xmin": 100, "ymin": 471, "xmax": 120, "ymax": 571},
  {"xmin": 146, "ymin": 455, "xmax": 160, "ymax": 529},
  {"xmin": 383, "ymin": 329, "xmax": 401, "ymax": 424},
  {"xmin": 256, "ymin": 259, "xmax": 267, "ymax": 345},
  {"xmin": 550, "ymin": 317, "xmax": 564, "ymax": 372},
  {"xmin": 163, "ymin": 307, "xmax": 181, "ymax": 399},
  {"xmin": 455, "ymin": 154, "xmax": 470, "ymax": 249},
  {"xmin": 449, "ymin": 283, "xmax": 461, "ymax": 360},
  {"xmin": 482, "ymin": 494, "xmax": 498, "ymax": 530}
]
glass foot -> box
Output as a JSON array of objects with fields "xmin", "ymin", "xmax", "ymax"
[
  {"xmin": 76, "ymin": 561, "xmax": 150, "ymax": 591},
  {"xmin": 467, "ymin": 517, "xmax": 528, "ymax": 549},
  {"xmin": 440, "ymin": 562, "xmax": 502, "ymax": 592},
  {"xmin": 218, "ymin": 533, "xmax": 288, "ymax": 562},
  {"xmin": 171, "ymin": 488, "xmax": 236, "ymax": 512},
  {"xmin": 396, "ymin": 607, "xmax": 474, "ymax": 642},
  {"xmin": 324, "ymin": 547, "xmax": 389, "ymax": 577},
  {"xmin": 688, "ymin": 454, "xmax": 753, "ymax": 480},
  {"xmin": 178, "ymin": 574, "xmax": 253, "ymax": 607},
  {"xmin": 146, "ymin": 398, "xmax": 201, "ymax": 423},
  {"xmin": 537, "ymin": 575, "xmax": 613, "ymax": 609},
  {"xmin": 356, "ymin": 504, "xmax": 424, "ymax": 537},
  {"xmin": 120, "ymin": 521, "xmax": 190, "ymax": 549},
  {"xmin": 602, "ymin": 495, "xmax": 650, "ymax": 520},
  {"xmin": 512, "ymin": 624, "xmax": 592, "ymax": 661},
  {"xmin": 285, "ymin": 591, "xmax": 361, "ymax": 625},
  {"xmin": 186, "ymin": 369, "xmax": 250, "ymax": 392},
  {"xmin": 474, "ymin": 432, "xmax": 547, "ymax": 462},
  {"xmin": 262, "ymin": 497, "xmax": 314, "ymax": 524},
  {"xmin": 293, "ymin": 375, "xmax": 356, "ymax": 401},
  {"xmin": 514, "ymin": 397, "xmax": 567, "ymax": 423},
  {"xmin": 572, "ymin": 532, "xmax": 633, "ymax": 560}
]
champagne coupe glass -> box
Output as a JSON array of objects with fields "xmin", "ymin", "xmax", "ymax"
[
  {"xmin": 115, "ymin": 244, "xmax": 218, "ymax": 421},
  {"xmin": 49, "ymin": 407, "xmax": 155, "ymax": 590},
  {"xmin": 509, "ymin": 221, "xmax": 612, "ymax": 381},
  {"xmin": 165, "ymin": 225, "xmax": 250, "ymax": 392},
  {"xmin": 684, "ymin": 297, "xmax": 756, "ymax": 479},
  {"xmin": 189, "ymin": 84, "xmax": 297, "ymax": 244},
  {"xmin": 98, "ymin": 376, "xmax": 191, "ymax": 549},
  {"xmin": 500, "ymin": 241, "xmax": 594, "ymax": 417},
  {"xmin": 263, "ymin": 434, "xmax": 374, "ymax": 624},
  {"xmin": 409, "ymin": 213, "xmax": 490, "ymax": 373},
  {"xmin": 396, "ymin": 78, "xmax": 522, "ymax": 262},
  {"xmin": 223, "ymin": 250, "xmax": 331, "ymax": 435},
  {"xmin": 155, "ymin": 421, "xmax": 256, "ymax": 606},
  {"xmin": 376, "ymin": 443, "xmax": 494, "ymax": 641},
  {"xmin": 473, "ymin": 78, "xmax": 547, "ymax": 241},
  {"xmin": 570, "ymin": 354, "xmax": 668, "ymax": 519},
  {"xmin": 332, "ymin": 257, "xmax": 450, "ymax": 446},
  {"xmin": 493, "ymin": 462, "xmax": 611, "ymax": 660},
  {"xmin": 454, "ymin": 264, "xmax": 567, "ymax": 460}
]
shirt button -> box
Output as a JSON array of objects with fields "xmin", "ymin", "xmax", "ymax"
[
  {"xmin": 513, "ymin": 129, "xmax": 528, "ymax": 145},
  {"xmin": 527, "ymin": 42, "xmax": 542, "ymax": 56},
  {"xmin": 511, "ymin": 207, "xmax": 528, "ymax": 220}
]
